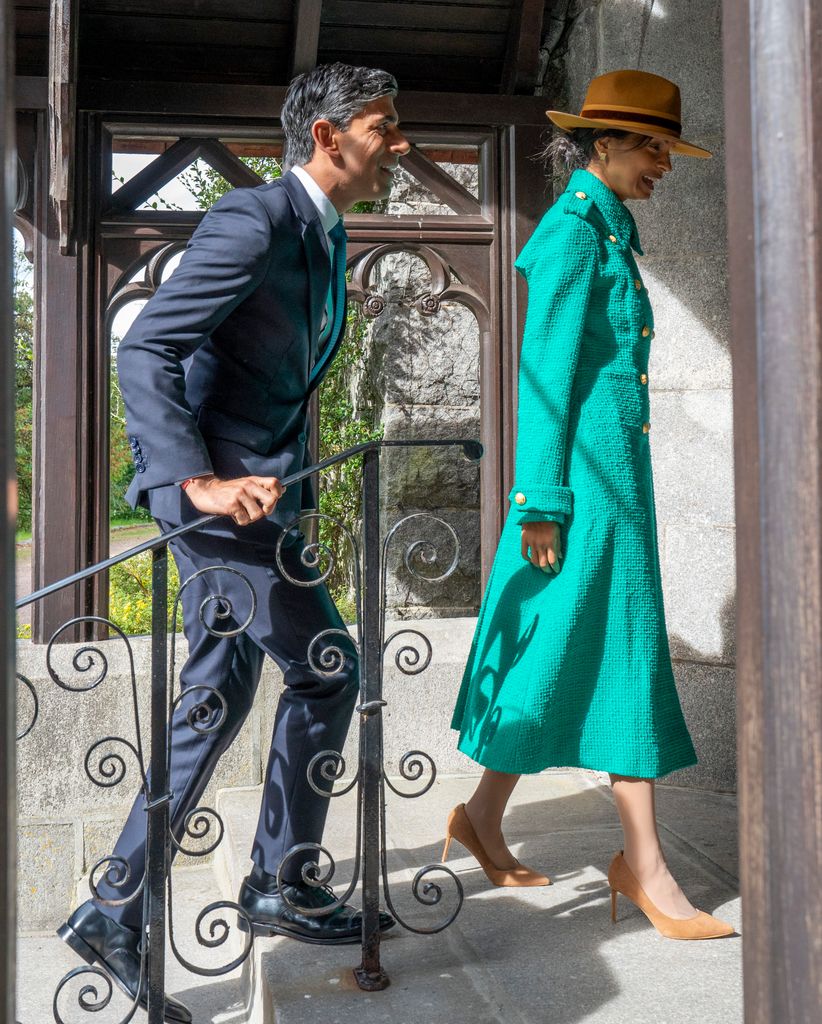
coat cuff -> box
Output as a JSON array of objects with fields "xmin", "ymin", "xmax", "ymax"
[{"xmin": 508, "ymin": 484, "xmax": 573, "ymax": 525}]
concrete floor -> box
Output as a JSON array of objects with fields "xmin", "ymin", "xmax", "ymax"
[{"xmin": 17, "ymin": 771, "xmax": 742, "ymax": 1024}]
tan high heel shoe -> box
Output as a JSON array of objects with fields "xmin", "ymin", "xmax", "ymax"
[
  {"xmin": 441, "ymin": 804, "xmax": 551, "ymax": 887},
  {"xmin": 607, "ymin": 851, "xmax": 735, "ymax": 939}
]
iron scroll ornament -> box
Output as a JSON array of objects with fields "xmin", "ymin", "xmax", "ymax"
[{"xmin": 270, "ymin": 505, "xmax": 465, "ymax": 934}]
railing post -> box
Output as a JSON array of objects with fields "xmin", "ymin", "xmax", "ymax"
[
  {"xmin": 146, "ymin": 544, "xmax": 170, "ymax": 1023},
  {"xmin": 354, "ymin": 446, "xmax": 389, "ymax": 990}
]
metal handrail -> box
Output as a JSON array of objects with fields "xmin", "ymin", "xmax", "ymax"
[
  {"xmin": 15, "ymin": 437, "xmax": 483, "ymax": 610},
  {"xmin": 18, "ymin": 436, "xmax": 482, "ymax": 1014}
]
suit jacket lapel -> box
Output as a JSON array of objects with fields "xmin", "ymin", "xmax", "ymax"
[
  {"xmin": 280, "ymin": 172, "xmax": 331, "ymax": 366},
  {"xmin": 307, "ymin": 293, "xmax": 348, "ymax": 393}
]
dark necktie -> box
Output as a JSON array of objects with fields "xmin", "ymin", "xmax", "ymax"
[{"xmin": 324, "ymin": 219, "xmax": 348, "ymax": 350}]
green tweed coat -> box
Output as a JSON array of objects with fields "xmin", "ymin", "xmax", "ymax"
[{"xmin": 451, "ymin": 168, "xmax": 696, "ymax": 778}]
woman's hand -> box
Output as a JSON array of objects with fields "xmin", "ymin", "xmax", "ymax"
[{"xmin": 521, "ymin": 520, "xmax": 563, "ymax": 574}]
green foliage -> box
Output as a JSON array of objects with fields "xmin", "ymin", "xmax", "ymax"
[
  {"xmin": 109, "ymin": 351, "xmax": 152, "ymax": 523},
  {"xmin": 14, "ymin": 238, "xmax": 34, "ymax": 532},
  {"xmin": 317, "ymin": 304, "xmax": 383, "ymax": 610},
  {"xmin": 178, "ymin": 157, "xmax": 283, "ymax": 209},
  {"xmin": 109, "ymin": 550, "xmax": 182, "ymax": 636}
]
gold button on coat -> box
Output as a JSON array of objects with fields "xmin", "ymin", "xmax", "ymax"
[
  {"xmin": 640, "ymin": 373, "xmax": 648, "ymax": 385},
  {"xmin": 641, "ymin": 326, "xmax": 650, "ymax": 338},
  {"xmin": 634, "ymin": 279, "xmax": 642, "ymax": 290},
  {"xmin": 608, "ymin": 234, "xmax": 617, "ymax": 243},
  {"xmin": 514, "ymin": 492, "xmax": 527, "ymax": 505},
  {"xmin": 642, "ymin": 422, "xmax": 651, "ymax": 434},
  {"xmin": 575, "ymin": 191, "xmax": 587, "ymax": 199}
]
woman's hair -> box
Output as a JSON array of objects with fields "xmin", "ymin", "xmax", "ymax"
[
  {"xmin": 542, "ymin": 127, "xmax": 653, "ymax": 172},
  {"xmin": 281, "ymin": 63, "xmax": 398, "ymax": 168}
]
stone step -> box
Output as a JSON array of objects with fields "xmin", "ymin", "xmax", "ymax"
[
  {"xmin": 208, "ymin": 772, "xmax": 742, "ymax": 1024},
  {"xmin": 18, "ymin": 863, "xmax": 249, "ymax": 1024}
]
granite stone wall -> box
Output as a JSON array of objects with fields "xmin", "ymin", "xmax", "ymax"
[{"xmin": 355, "ymin": 163, "xmax": 483, "ymax": 618}]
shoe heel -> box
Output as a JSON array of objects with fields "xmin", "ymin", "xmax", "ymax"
[
  {"xmin": 58, "ymin": 923, "xmax": 95, "ymax": 963},
  {"xmin": 441, "ymin": 834, "xmax": 452, "ymax": 863},
  {"xmin": 610, "ymin": 889, "xmax": 618, "ymax": 924}
]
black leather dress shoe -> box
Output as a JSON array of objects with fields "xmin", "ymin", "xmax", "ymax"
[
  {"xmin": 238, "ymin": 875, "xmax": 395, "ymax": 945},
  {"xmin": 58, "ymin": 901, "xmax": 192, "ymax": 1024}
]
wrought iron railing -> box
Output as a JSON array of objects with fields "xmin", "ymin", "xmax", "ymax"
[{"xmin": 15, "ymin": 438, "xmax": 482, "ymax": 1022}]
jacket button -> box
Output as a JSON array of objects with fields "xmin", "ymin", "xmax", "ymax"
[
  {"xmin": 642, "ymin": 422, "xmax": 651, "ymax": 434},
  {"xmin": 608, "ymin": 234, "xmax": 617, "ymax": 243},
  {"xmin": 298, "ymin": 431, "xmax": 307, "ymax": 444},
  {"xmin": 575, "ymin": 191, "xmax": 587, "ymax": 199},
  {"xmin": 640, "ymin": 373, "xmax": 648, "ymax": 385},
  {"xmin": 634, "ymin": 279, "xmax": 642, "ymax": 290},
  {"xmin": 641, "ymin": 326, "xmax": 650, "ymax": 338},
  {"xmin": 651, "ymin": 329, "xmax": 656, "ymax": 339},
  {"xmin": 514, "ymin": 492, "xmax": 527, "ymax": 505}
]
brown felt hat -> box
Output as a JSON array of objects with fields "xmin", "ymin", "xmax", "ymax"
[{"xmin": 546, "ymin": 69, "xmax": 711, "ymax": 159}]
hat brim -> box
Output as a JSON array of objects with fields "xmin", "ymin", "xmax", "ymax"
[{"xmin": 546, "ymin": 110, "xmax": 712, "ymax": 159}]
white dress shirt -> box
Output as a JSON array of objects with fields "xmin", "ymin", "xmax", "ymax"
[{"xmin": 291, "ymin": 166, "xmax": 342, "ymax": 344}]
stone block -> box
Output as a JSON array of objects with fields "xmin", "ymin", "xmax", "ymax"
[
  {"xmin": 383, "ymin": 508, "xmax": 481, "ymax": 614},
  {"xmin": 373, "ymin": 310, "xmax": 480, "ymax": 409},
  {"xmin": 630, "ymin": 134, "xmax": 726, "ymax": 258},
  {"xmin": 82, "ymin": 819, "xmax": 123, "ymax": 878},
  {"xmin": 641, "ymin": 254, "xmax": 731, "ymax": 390},
  {"xmin": 594, "ymin": 0, "xmax": 725, "ymax": 136},
  {"xmin": 649, "ymin": 389, "xmax": 735, "ymax": 526},
  {"xmin": 340, "ymin": 617, "xmax": 480, "ymax": 778},
  {"xmin": 18, "ymin": 823, "xmax": 77, "ymax": 931},
  {"xmin": 662, "ymin": 523, "xmax": 736, "ymax": 664},
  {"xmin": 382, "ymin": 404, "xmax": 481, "ymax": 513},
  {"xmin": 664, "ymin": 661, "xmax": 737, "ymax": 791}
]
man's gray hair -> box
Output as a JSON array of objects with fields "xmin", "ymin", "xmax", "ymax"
[{"xmin": 281, "ymin": 62, "xmax": 399, "ymax": 168}]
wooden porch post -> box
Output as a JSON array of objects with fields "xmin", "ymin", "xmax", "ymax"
[
  {"xmin": 1, "ymin": 0, "xmax": 18, "ymax": 1018},
  {"xmin": 723, "ymin": 1, "xmax": 822, "ymax": 1020}
]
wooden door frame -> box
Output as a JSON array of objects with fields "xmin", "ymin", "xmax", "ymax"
[{"xmin": 723, "ymin": 2, "xmax": 822, "ymax": 1020}]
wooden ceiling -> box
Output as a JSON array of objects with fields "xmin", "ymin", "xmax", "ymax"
[{"xmin": 14, "ymin": 0, "xmax": 551, "ymax": 95}]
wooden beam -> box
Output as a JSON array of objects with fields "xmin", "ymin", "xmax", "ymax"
[
  {"xmin": 502, "ymin": 0, "xmax": 544, "ymax": 95},
  {"xmin": 291, "ymin": 0, "xmax": 322, "ymax": 77},
  {"xmin": 1, "ymin": 3, "xmax": 18, "ymax": 1019},
  {"xmin": 78, "ymin": 80, "xmax": 551, "ymax": 125},
  {"xmin": 109, "ymin": 136, "xmax": 202, "ymax": 211},
  {"xmin": 198, "ymin": 138, "xmax": 267, "ymax": 187},
  {"xmin": 400, "ymin": 145, "xmax": 482, "ymax": 216},
  {"xmin": 723, "ymin": 1, "xmax": 822, "ymax": 1021},
  {"xmin": 48, "ymin": 0, "xmax": 77, "ymax": 253}
]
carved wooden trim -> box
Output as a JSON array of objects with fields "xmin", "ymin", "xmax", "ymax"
[{"xmin": 347, "ymin": 241, "xmax": 490, "ymax": 333}]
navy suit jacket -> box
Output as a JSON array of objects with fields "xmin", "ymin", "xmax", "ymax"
[{"xmin": 117, "ymin": 171, "xmax": 346, "ymax": 538}]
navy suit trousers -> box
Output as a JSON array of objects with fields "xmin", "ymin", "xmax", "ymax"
[{"xmin": 95, "ymin": 523, "xmax": 359, "ymax": 930}]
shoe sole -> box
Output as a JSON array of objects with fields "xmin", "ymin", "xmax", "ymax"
[
  {"xmin": 57, "ymin": 922, "xmax": 191, "ymax": 1024},
  {"xmin": 237, "ymin": 915, "xmax": 396, "ymax": 945}
]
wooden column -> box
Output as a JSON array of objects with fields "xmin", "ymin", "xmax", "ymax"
[
  {"xmin": 1, "ymin": 0, "xmax": 18, "ymax": 1017},
  {"xmin": 723, "ymin": 1, "xmax": 822, "ymax": 1020},
  {"xmin": 31, "ymin": 111, "xmax": 90, "ymax": 641}
]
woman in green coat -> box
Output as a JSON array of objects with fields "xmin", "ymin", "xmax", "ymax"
[{"xmin": 448, "ymin": 70, "xmax": 733, "ymax": 940}]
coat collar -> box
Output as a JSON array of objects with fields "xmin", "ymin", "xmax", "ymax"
[{"xmin": 566, "ymin": 168, "xmax": 644, "ymax": 255}]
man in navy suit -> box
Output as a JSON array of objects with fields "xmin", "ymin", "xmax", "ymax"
[{"xmin": 58, "ymin": 64, "xmax": 410, "ymax": 1022}]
